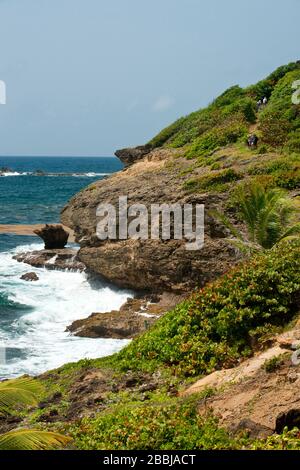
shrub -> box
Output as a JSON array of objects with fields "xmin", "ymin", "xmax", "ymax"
[
  {"xmin": 285, "ymin": 130, "xmax": 300, "ymax": 153},
  {"xmin": 259, "ymin": 69, "xmax": 300, "ymax": 148},
  {"xmin": 184, "ymin": 168, "xmax": 241, "ymax": 192},
  {"xmin": 69, "ymin": 399, "xmax": 235, "ymax": 450},
  {"xmin": 115, "ymin": 240, "xmax": 300, "ymax": 377},
  {"xmin": 264, "ymin": 355, "xmax": 285, "ymax": 373},
  {"xmin": 186, "ymin": 119, "xmax": 247, "ymax": 159},
  {"xmin": 259, "ymin": 110, "xmax": 292, "ymax": 147}
]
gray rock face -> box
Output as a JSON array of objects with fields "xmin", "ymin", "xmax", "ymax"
[{"xmin": 61, "ymin": 148, "xmax": 242, "ymax": 293}]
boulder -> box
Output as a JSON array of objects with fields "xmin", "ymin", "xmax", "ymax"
[
  {"xmin": 33, "ymin": 224, "xmax": 69, "ymax": 249},
  {"xmin": 14, "ymin": 249, "xmax": 85, "ymax": 272},
  {"xmin": 20, "ymin": 272, "xmax": 39, "ymax": 282},
  {"xmin": 115, "ymin": 145, "xmax": 152, "ymax": 167},
  {"xmin": 276, "ymin": 409, "xmax": 300, "ymax": 433},
  {"xmin": 230, "ymin": 419, "xmax": 273, "ymax": 439},
  {"xmin": 67, "ymin": 293, "xmax": 182, "ymax": 339},
  {"xmin": 67, "ymin": 298, "xmax": 159, "ymax": 339}
]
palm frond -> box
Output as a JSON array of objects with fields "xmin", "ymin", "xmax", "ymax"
[
  {"xmin": 279, "ymin": 222, "xmax": 300, "ymax": 242},
  {"xmin": 0, "ymin": 429, "xmax": 71, "ymax": 450},
  {"xmin": 208, "ymin": 210, "xmax": 243, "ymax": 240},
  {"xmin": 0, "ymin": 378, "xmax": 44, "ymax": 414}
]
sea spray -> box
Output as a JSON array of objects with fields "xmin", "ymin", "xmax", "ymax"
[{"xmin": 0, "ymin": 242, "xmax": 132, "ymax": 378}]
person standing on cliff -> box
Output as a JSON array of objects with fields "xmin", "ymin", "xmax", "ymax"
[{"xmin": 257, "ymin": 99, "xmax": 262, "ymax": 112}]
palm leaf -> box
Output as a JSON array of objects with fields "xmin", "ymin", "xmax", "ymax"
[
  {"xmin": 208, "ymin": 210, "xmax": 243, "ymax": 240},
  {"xmin": 0, "ymin": 378, "xmax": 44, "ymax": 414},
  {"xmin": 279, "ymin": 222, "xmax": 300, "ymax": 241},
  {"xmin": 0, "ymin": 429, "xmax": 71, "ymax": 450}
]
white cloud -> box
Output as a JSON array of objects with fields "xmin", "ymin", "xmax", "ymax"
[{"xmin": 152, "ymin": 95, "xmax": 174, "ymax": 112}]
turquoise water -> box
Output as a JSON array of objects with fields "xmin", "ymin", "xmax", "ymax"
[
  {"xmin": 0, "ymin": 157, "xmax": 132, "ymax": 379},
  {"xmin": 0, "ymin": 156, "xmax": 122, "ymax": 224}
]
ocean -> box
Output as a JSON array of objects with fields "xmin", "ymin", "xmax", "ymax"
[{"xmin": 0, "ymin": 157, "xmax": 132, "ymax": 379}]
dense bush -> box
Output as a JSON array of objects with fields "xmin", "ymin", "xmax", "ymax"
[
  {"xmin": 148, "ymin": 62, "xmax": 300, "ymax": 153},
  {"xmin": 116, "ymin": 241, "xmax": 300, "ymax": 376},
  {"xmin": 184, "ymin": 168, "xmax": 241, "ymax": 192},
  {"xmin": 285, "ymin": 129, "xmax": 300, "ymax": 153},
  {"xmin": 69, "ymin": 399, "xmax": 235, "ymax": 450},
  {"xmin": 259, "ymin": 69, "xmax": 300, "ymax": 148},
  {"xmin": 185, "ymin": 118, "xmax": 247, "ymax": 159},
  {"xmin": 248, "ymin": 154, "xmax": 300, "ymax": 189},
  {"xmin": 246, "ymin": 62, "xmax": 300, "ymax": 100}
]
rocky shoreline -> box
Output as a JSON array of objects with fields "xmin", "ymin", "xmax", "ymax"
[
  {"xmin": 14, "ymin": 248, "xmax": 86, "ymax": 272},
  {"xmin": 13, "ymin": 241, "xmax": 184, "ymax": 338},
  {"xmin": 66, "ymin": 292, "xmax": 184, "ymax": 339}
]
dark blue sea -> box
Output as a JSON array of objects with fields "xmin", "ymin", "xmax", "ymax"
[{"xmin": 0, "ymin": 157, "xmax": 131, "ymax": 379}]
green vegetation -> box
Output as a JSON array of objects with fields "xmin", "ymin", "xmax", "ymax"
[
  {"xmin": 0, "ymin": 378, "xmax": 70, "ymax": 450},
  {"xmin": 5, "ymin": 62, "xmax": 300, "ymax": 450},
  {"xmin": 258, "ymin": 69, "xmax": 300, "ymax": 151},
  {"xmin": 148, "ymin": 62, "xmax": 300, "ymax": 159},
  {"xmin": 69, "ymin": 397, "xmax": 235, "ymax": 450},
  {"xmin": 113, "ymin": 240, "xmax": 300, "ymax": 377},
  {"xmin": 248, "ymin": 153, "xmax": 300, "ymax": 190},
  {"xmin": 263, "ymin": 355, "xmax": 285, "ymax": 373},
  {"xmin": 184, "ymin": 168, "xmax": 241, "ymax": 192},
  {"xmin": 217, "ymin": 182, "xmax": 300, "ymax": 249}
]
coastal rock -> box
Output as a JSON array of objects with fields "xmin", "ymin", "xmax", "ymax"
[
  {"xmin": 115, "ymin": 145, "xmax": 152, "ymax": 167},
  {"xmin": 14, "ymin": 249, "xmax": 86, "ymax": 272},
  {"xmin": 275, "ymin": 409, "xmax": 300, "ymax": 434},
  {"xmin": 0, "ymin": 166, "xmax": 13, "ymax": 175},
  {"xmin": 61, "ymin": 148, "xmax": 242, "ymax": 293},
  {"xmin": 33, "ymin": 224, "xmax": 69, "ymax": 249},
  {"xmin": 67, "ymin": 293, "xmax": 182, "ymax": 339},
  {"xmin": 20, "ymin": 272, "xmax": 39, "ymax": 282},
  {"xmin": 230, "ymin": 419, "xmax": 273, "ymax": 439}
]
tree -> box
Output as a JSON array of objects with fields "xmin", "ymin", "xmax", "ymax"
[
  {"xmin": 212, "ymin": 182, "xmax": 300, "ymax": 251},
  {"xmin": 0, "ymin": 377, "xmax": 71, "ymax": 450}
]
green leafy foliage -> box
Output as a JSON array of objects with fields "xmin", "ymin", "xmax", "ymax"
[
  {"xmin": 259, "ymin": 69, "xmax": 300, "ymax": 148},
  {"xmin": 263, "ymin": 355, "xmax": 285, "ymax": 373},
  {"xmin": 184, "ymin": 168, "xmax": 241, "ymax": 192},
  {"xmin": 115, "ymin": 240, "xmax": 300, "ymax": 377},
  {"xmin": 0, "ymin": 430, "xmax": 71, "ymax": 451},
  {"xmin": 0, "ymin": 377, "xmax": 70, "ymax": 450},
  {"xmin": 0, "ymin": 377, "xmax": 44, "ymax": 415},
  {"xmin": 230, "ymin": 182, "xmax": 300, "ymax": 249},
  {"xmin": 148, "ymin": 62, "xmax": 300, "ymax": 156},
  {"xmin": 69, "ymin": 398, "xmax": 235, "ymax": 450}
]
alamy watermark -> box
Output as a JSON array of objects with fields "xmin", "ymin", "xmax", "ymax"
[
  {"xmin": 292, "ymin": 80, "xmax": 300, "ymax": 105},
  {"xmin": 96, "ymin": 196, "xmax": 205, "ymax": 251},
  {"xmin": 0, "ymin": 80, "xmax": 6, "ymax": 105}
]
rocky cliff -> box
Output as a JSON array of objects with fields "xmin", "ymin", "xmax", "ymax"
[
  {"xmin": 61, "ymin": 147, "xmax": 240, "ymax": 293},
  {"xmin": 61, "ymin": 62, "xmax": 300, "ymax": 294}
]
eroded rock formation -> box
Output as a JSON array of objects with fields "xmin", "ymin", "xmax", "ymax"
[
  {"xmin": 61, "ymin": 148, "xmax": 242, "ymax": 293},
  {"xmin": 14, "ymin": 249, "xmax": 85, "ymax": 272},
  {"xmin": 34, "ymin": 224, "xmax": 69, "ymax": 249}
]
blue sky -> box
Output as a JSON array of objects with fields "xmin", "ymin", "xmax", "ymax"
[{"xmin": 0, "ymin": 0, "xmax": 299, "ymax": 156}]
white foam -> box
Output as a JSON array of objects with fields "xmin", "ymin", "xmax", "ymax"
[
  {"xmin": 72, "ymin": 172, "xmax": 110, "ymax": 177},
  {"xmin": 0, "ymin": 242, "xmax": 132, "ymax": 378},
  {"xmin": 1, "ymin": 171, "xmax": 28, "ymax": 177},
  {"xmin": 1, "ymin": 172, "xmax": 110, "ymax": 177}
]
